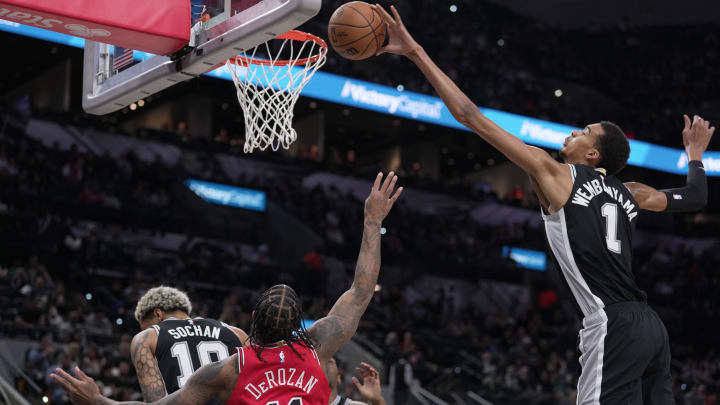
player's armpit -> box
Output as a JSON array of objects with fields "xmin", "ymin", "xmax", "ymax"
[
  {"xmin": 131, "ymin": 329, "xmax": 167, "ymax": 402},
  {"xmin": 624, "ymin": 182, "xmax": 668, "ymax": 212}
]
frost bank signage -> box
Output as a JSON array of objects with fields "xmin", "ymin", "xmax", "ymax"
[{"xmin": 1, "ymin": 21, "xmax": 719, "ymax": 176}]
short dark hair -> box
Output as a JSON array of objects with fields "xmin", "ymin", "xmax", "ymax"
[
  {"xmin": 249, "ymin": 285, "xmax": 315, "ymax": 361},
  {"xmin": 596, "ymin": 121, "xmax": 630, "ymax": 176}
]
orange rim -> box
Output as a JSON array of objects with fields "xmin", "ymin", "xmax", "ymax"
[{"xmin": 226, "ymin": 30, "xmax": 327, "ymax": 67}]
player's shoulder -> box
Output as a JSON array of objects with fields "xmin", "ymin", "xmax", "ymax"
[{"xmin": 131, "ymin": 327, "xmax": 159, "ymax": 355}]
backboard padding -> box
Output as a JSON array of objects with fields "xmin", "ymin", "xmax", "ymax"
[{"xmin": 83, "ymin": 0, "xmax": 321, "ymax": 115}]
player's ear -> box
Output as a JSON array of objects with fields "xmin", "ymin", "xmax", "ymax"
[
  {"xmin": 154, "ymin": 308, "xmax": 164, "ymax": 321},
  {"xmin": 585, "ymin": 147, "xmax": 600, "ymax": 164},
  {"xmin": 251, "ymin": 311, "xmax": 255, "ymax": 319}
]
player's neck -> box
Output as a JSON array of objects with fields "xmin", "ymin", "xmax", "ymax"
[{"xmin": 164, "ymin": 311, "xmax": 190, "ymax": 321}]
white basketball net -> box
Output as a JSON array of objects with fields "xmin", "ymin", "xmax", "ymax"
[{"xmin": 226, "ymin": 33, "xmax": 327, "ymax": 154}]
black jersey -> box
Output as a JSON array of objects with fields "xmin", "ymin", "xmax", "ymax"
[
  {"xmin": 542, "ymin": 164, "xmax": 646, "ymax": 318},
  {"xmin": 152, "ymin": 317, "xmax": 242, "ymax": 394}
]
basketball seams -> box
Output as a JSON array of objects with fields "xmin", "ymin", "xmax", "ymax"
[
  {"xmin": 332, "ymin": 29, "xmax": 376, "ymax": 48},
  {"xmin": 344, "ymin": 4, "xmax": 382, "ymax": 58}
]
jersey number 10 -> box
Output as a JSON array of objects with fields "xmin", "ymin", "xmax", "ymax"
[{"xmin": 170, "ymin": 341, "xmax": 229, "ymax": 388}]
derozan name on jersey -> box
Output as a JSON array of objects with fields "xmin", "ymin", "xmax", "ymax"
[
  {"xmin": 571, "ymin": 178, "xmax": 638, "ymax": 221},
  {"xmin": 166, "ymin": 325, "xmax": 221, "ymax": 340},
  {"xmin": 244, "ymin": 368, "xmax": 320, "ymax": 400}
]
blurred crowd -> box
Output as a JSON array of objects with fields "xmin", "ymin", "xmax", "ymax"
[
  {"xmin": 1, "ymin": 110, "xmax": 719, "ymax": 404},
  {"xmin": 302, "ymin": 0, "xmax": 720, "ymax": 147}
]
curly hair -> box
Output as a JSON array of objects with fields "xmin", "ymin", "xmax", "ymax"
[
  {"xmin": 134, "ymin": 286, "xmax": 192, "ymax": 322},
  {"xmin": 249, "ymin": 284, "xmax": 315, "ymax": 362},
  {"xmin": 596, "ymin": 121, "xmax": 630, "ymax": 176}
]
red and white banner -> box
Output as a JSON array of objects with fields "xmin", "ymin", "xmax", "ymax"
[{"xmin": 0, "ymin": 0, "xmax": 190, "ymax": 55}]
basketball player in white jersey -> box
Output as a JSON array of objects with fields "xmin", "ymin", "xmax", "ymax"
[{"xmin": 373, "ymin": 4, "xmax": 714, "ymax": 404}]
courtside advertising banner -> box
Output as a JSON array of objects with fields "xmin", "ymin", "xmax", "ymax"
[{"xmin": 1, "ymin": 20, "xmax": 718, "ymax": 176}]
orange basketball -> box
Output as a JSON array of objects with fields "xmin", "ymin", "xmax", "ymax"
[{"xmin": 328, "ymin": 1, "xmax": 386, "ymax": 60}]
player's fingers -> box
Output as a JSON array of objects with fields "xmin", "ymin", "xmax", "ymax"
[
  {"xmin": 50, "ymin": 374, "xmax": 76, "ymax": 393},
  {"xmin": 75, "ymin": 366, "xmax": 92, "ymax": 382},
  {"xmin": 390, "ymin": 5, "xmax": 404, "ymax": 25},
  {"xmin": 351, "ymin": 376, "xmax": 362, "ymax": 389},
  {"xmin": 385, "ymin": 175, "xmax": 398, "ymax": 197},
  {"xmin": 372, "ymin": 172, "xmax": 383, "ymax": 191},
  {"xmin": 380, "ymin": 171, "xmax": 395, "ymax": 193},
  {"xmin": 709, "ymin": 126, "xmax": 716, "ymax": 137},
  {"xmin": 356, "ymin": 367, "xmax": 371, "ymax": 377},
  {"xmin": 373, "ymin": 4, "xmax": 395, "ymax": 25},
  {"xmin": 389, "ymin": 186, "xmax": 403, "ymax": 204},
  {"xmin": 683, "ymin": 114, "xmax": 691, "ymax": 132},
  {"xmin": 55, "ymin": 368, "xmax": 81, "ymax": 385}
]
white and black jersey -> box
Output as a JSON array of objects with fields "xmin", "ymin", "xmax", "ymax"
[
  {"xmin": 543, "ymin": 164, "xmax": 673, "ymax": 404},
  {"xmin": 153, "ymin": 317, "xmax": 242, "ymax": 394},
  {"xmin": 542, "ymin": 164, "xmax": 646, "ymax": 317}
]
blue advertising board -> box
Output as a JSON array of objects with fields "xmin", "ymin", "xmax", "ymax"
[
  {"xmin": 2, "ymin": 20, "xmax": 718, "ymax": 176},
  {"xmin": 502, "ymin": 246, "xmax": 547, "ymax": 271},
  {"xmin": 185, "ymin": 179, "xmax": 266, "ymax": 211}
]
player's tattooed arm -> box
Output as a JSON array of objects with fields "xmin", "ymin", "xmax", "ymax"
[
  {"xmin": 130, "ymin": 329, "xmax": 167, "ymax": 402},
  {"xmin": 310, "ymin": 172, "xmax": 402, "ymax": 362},
  {"xmin": 50, "ymin": 355, "xmax": 238, "ymax": 405}
]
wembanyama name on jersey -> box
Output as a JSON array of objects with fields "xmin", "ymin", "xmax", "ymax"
[{"xmin": 571, "ymin": 177, "xmax": 638, "ymax": 221}]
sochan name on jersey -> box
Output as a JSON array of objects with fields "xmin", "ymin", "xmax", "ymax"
[
  {"xmin": 167, "ymin": 325, "xmax": 221, "ymax": 340},
  {"xmin": 571, "ymin": 178, "xmax": 638, "ymax": 221},
  {"xmin": 340, "ymin": 81, "xmax": 443, "ymax": 119}
]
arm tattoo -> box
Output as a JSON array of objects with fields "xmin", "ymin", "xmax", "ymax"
[
  {"xmin": 131, "ymin": 331, "xmax": 167, "ymax": 402},
  {"xmin": 97, "ymin": 356, "xmax": 235, "ymax": 405},
  {"xmin": 311, "ymin": 221, "xmax": 382, "ymax": 356}
]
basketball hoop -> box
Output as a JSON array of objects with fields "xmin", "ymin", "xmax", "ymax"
[{"xmin": 225, "ymin": 30, "xmax": 327, "ymax": 154}]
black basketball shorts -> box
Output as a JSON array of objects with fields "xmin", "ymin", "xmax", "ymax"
[{"xmin": 576, "ymin": 301, "xmax": 674, "ymax": 405}]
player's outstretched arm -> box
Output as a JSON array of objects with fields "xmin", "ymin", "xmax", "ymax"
[
  {"xmin": 130, "ymin": 329, "xmax": 168, "ymax": 402},
  {"xmin": 308, "ymin": 172, "xmax": 402, "ymax": 363},
  {"xmin": 626, "ymin": 115, "xmax": 713, "ymax": 212},
  {"xmin": 51, "ymin": 357, "xmax": 238, "ymax": 405},
  {"xmin": 371, "ymin": 5, "xmax": 564, "ymax": 181}
]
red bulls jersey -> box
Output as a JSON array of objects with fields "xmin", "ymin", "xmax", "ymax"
[{"xmin": 226, "ymin": 342, "xmax": 330, "ymax": 405}]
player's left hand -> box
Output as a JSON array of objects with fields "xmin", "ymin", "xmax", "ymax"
[
  {"xmin": 50, "ymin": 367, "xmax": 103, "ymax": 405},
  {"xmin": 351, "ymin": 362, "xmax": 383, "ymax": 405},
  {"xmin": 364, "ymin": 172, "xmax": 403, "ymax": 224},
  {"xmin": 682, "ymin": 114, "xmax": 715, "ymax": 161}
]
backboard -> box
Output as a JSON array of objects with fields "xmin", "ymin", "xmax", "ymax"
[{"xmin": 82, "ymin": 0, "xmax": 321, "ymax": 115}]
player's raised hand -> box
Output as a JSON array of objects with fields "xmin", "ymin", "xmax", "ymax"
[
  {"xmin": 50, "ymin": 367, "xmax": 103, "ymax": 405},
  {"xmin": 371, "ymin": 5, "xmax": 421, "ymax": 57},
  {"xmin": 365, "ymin": 172, "xmax": 402, "ymax": 224},
  {"xmin": 352, "ymin": 362, "xmax": 385, "ymax": 405},
  {"xmin": 682, "ymin": 114, "xmax": 715, "ymax": 161}
]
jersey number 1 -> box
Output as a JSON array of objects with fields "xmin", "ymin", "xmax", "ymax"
[
  {"xmin": 170, "ymin": 341, "xmax": 229, "ymax": 388},
  {"xmin": 601, "ymin": 203, "xmax": 621, "ymax": 254}
]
